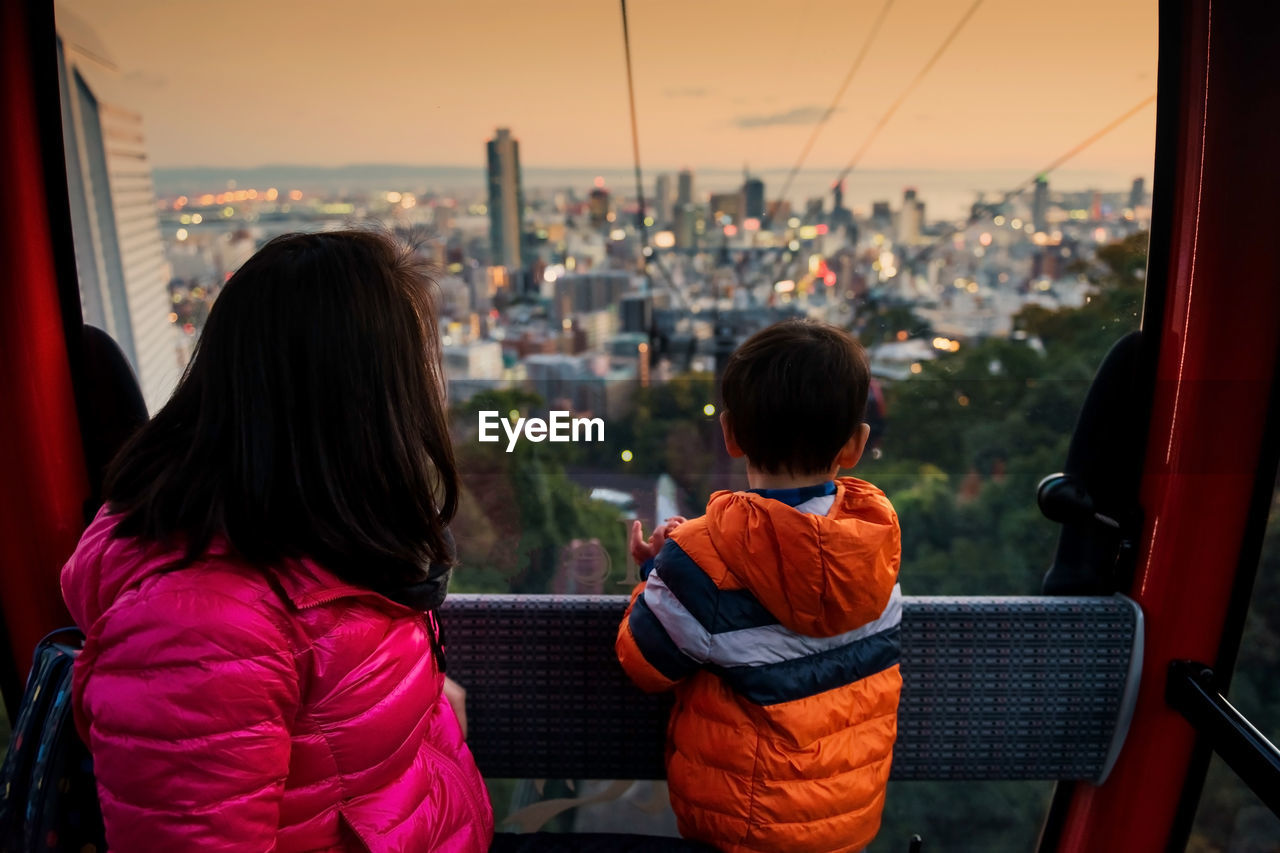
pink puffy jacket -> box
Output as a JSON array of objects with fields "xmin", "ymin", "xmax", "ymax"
[{"xmin": 61, "ymin": 507, "xmax": 495, "ymax": 852}]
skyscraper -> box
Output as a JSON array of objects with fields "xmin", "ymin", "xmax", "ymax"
[
  {"xmin": 654, "ymin": 173, "xmax": 673, "ymax": 224},
  {"xmin": 1129, "ymin": 177, "xmax": 1146, "ymax": 209},
  {"xmin": 830, "ymin": 181, "xmax": 854, "ymax": 229},
  {"xmin": 57, "ymin": 13, "xmax": 177, "ymax": 413},
  {"xmin": 677, "ymin": 169, "xmax": 694, "ymax": 206},
  {"xmin": 742, "ymin": 174, "xmax": 765, "ymax": 220},
  {"xmin": 486, "ymin": 128, "xmax": 527, "ymax": 269},
  {"xmin": 897, "ymin": 188, "xmax": 922, "ymax": 244},
  {"xmin": 1032, "ymin": 175, "xmax": 1049, "ymax": 233}
]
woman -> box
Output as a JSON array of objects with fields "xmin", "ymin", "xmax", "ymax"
[{"xmin": 61, "ymin": 230, "xmax": 494, "ymax": 851}]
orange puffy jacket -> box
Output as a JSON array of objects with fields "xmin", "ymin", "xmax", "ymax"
[{"xmin": 616, "ymin": 477, "xmax": 902, "ymax": 853}]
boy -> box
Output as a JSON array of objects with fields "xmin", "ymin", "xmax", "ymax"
[{"xmin": 616, "ymin": 319, "xmax": 902, "ymax": 853}]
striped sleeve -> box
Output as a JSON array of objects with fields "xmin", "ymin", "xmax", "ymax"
[{"xmin": 615, "ymin": 542, "xmax": 701, "ymax": 692}]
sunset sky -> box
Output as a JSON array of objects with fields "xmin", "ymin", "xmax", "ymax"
[{"xmin": 57, "ymin": 0, "xmax": 1157, "ymax": 176}]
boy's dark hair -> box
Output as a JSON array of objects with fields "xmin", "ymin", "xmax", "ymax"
[
  {"xmin": 104, "ymin": 229, "xmax": 458, "ymax": 595},
  {"xmin": 720, "ymin": 318, "xmax": 871, "ymax": 475}
]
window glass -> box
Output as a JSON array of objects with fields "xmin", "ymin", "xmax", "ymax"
[
  {"xmin": 52, "ymin": 0, "xmax": 1157, "ymax": 844},
  {"xmin": 1188, "ymin": 481, "xmax": 1280, "ymax": 852}
]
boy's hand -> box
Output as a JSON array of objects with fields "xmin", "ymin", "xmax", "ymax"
[{"xmin": 630, "ymin": 516, "xmax": 687, "ymax": 565}]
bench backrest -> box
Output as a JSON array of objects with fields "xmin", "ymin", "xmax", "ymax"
[{"xmin": 441, "ymin": 594, "xmax": 1142, "ymax": 784}]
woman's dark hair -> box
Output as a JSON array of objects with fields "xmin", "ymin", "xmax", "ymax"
[
  {"xmin": 105, "ymin": 229, "xmax": 459, "ymax": 593},
  {"xmin": 720, "ymin": 318, "xmax": 870, "ymax": 476}
]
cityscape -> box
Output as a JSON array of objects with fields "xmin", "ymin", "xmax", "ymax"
[
  {"xmin": 50, "ymin": 4, "xmax": 1278, "ymax": 851},
  {"xmin": 154, "ymin": 143, "xmax": 1150, "ymax": 417}
]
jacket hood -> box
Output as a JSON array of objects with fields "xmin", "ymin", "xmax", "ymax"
[{"xmin": 701, "ymin": 477, "xmax": 900, "ymax": 636}]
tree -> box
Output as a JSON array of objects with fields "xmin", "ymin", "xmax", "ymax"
[{"xmin": 448, "ymin": 389, "xmax": 628, "ymax": 594}]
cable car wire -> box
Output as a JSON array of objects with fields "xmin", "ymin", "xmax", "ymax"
[
  {"xmin": 619, "ymin": 0, "xmax": 649, "ymax": 258},
  {"xmin": 835, "ymin": 0, "xmax": 984, "ymax": 186},
  {"xmin": 772, "ymin": 0, "xmax": 896, "ymax": 216},
  {"xmin": 902, "ymin": 92, "xmax": 1157, "ymax": 267},
  {"xmin": 618, "ymin": 0, "xmax": 684, "ymax": 303}
]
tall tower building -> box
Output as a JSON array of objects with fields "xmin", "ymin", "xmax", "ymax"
[
  {"xmin": 677, "ymin": 169, "xmax": 694, "ymax": 206},
  {"xmin": 57, "ymin": 13, "xmax": 178, "ymax": 413},
  {"xmin": 830, "ymin": 181, "xmax": 854, "ymax": 229},
  {"xmin": 1129, "ymin": 177, "xmax": 1146, "ymax": 210},
  {"xmin": 897, "ymin": 188, "xmax": 922, "ymax": 244},
  {"xmin": 742, "ymin": 173, "xmax": 765, "ymax": 220},
  {"xmin": 1032, "ymin": 174, "xmax": 1049, "ymax": 233},
  {"xmin": 654, "ymin": 173, "xmax": 673, "ymax": 224},
  {"xmin": 486, "ymin": 128, "xmax": 527, "ymax": 269}
]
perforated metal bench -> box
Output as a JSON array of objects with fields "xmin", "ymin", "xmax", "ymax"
[{"xmin": 441, "ymin": 594, "xmax": 1143, "ymax": 784}]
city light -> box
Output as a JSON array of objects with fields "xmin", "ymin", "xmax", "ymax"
[
  {"xmin": 788, "ymin": 240, "xmax": 800, "ymax": 251},
  {"xmin": 775, "ymin": 280, "xmax": 796, "ymax": 293},
  {"xmin": 176, "ymin": 228, "xmax": 188, "ymax": 240},
  {"xmin": 815, "ymin": 224, "xmax": 829, "ymax": 235},
  {"xmin": 191, "ymin": 213, "xmax": 202, "ymax": 224},
  {"xmin": 703, "ymin": 403, "xmax": 716, "ymax": 416},
  {"xmin": 265, "ymin": 188, "xmax": 279, "ymax": 201},
  {"xmin": 653, "ymin": 231, "xmax": 675, "ymax": 248},
  {"xmin": 1010, "ymin": 218, "xmax": 1023, "ymax": 229},
  {"xmin": 994, "ymin": 215, "xmax": 1006, "ymax": 226},
  {"xmin": 386, "ymin": 191, "xmax": 402, "ymax": 203},
  {"xmin": 288, "ymin": 190, "xmax": 303, "ymax": 201},
  {"xmin": 643, "ymin": 216, "xmax": 654, "ymax": 227},
  {"xmin": 723, "ymin": 224, "xmax": 738, "ymax": 237},
  {"xmin": 610, "ymin": 228, "xmax": 626, "ymax": 241},
  {"xmin": 909, "ymin": 363, "xmax": 923, "ymax": 375},
  {"xmin": 798, "ymin": 225, "xmax": 818, "ymax": 240},
  {"xmin": 979, "ymin": 232, "xmax": 992, "ymax": 246},
  {"xmin": 621, "ymin": 449, "xmax": 633, "ymax": 462},
  {"xmin": 787, "ymin": 217, "xmax": 801, "ymax": 228},
  {"xmin": 743, "ymin": 218, "xmax": 760, "ymax": 232}
]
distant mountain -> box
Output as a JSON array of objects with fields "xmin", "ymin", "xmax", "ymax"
[
  {"xmin": 152, "ymin": 163, "xmax": 793, "ymax": 195},
  {"xmin": 152, "ymin": 164, "xmax": 488, "ymax": 195}
]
